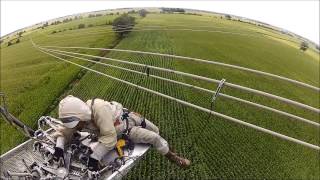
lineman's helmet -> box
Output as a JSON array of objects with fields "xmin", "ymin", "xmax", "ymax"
[{"xmin": 58, "ymin": 95, "xmax": 91, "ymax": 128}]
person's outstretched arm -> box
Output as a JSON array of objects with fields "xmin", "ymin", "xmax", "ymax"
[{"xmin": 87, "ymin": 99, "xmax": 117, "ymax": 170}]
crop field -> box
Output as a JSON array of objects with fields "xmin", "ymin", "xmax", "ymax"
[
  {"xmin": 1, "ymin": 9, "xmax": 319, "ymax": 179},
  {"xmin": 0, "ymin": 14, "xmax": 123, "ymax": 153}
]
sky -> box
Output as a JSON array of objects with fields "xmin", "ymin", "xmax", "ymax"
[{"xmin": 1, "ymin": 1, "xmax": 319, "ymax": 44}]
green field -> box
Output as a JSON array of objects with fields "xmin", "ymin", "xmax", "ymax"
[
  {"xmin": 1, "ymin": 9, "xmax": 319, "ymax": 179},
  {"xmin": 0, "ymin": 14, "xmax": 121, "ymax": 153}
]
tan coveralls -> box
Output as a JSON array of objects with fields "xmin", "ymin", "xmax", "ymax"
[{"xmin": 53, "ymin": 98, "xmax": 169, "ymax": 161}]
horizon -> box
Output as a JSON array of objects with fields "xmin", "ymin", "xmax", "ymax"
[{"xmin": 1, "ymin": 1, "xmax": 319, "ymax": 45}]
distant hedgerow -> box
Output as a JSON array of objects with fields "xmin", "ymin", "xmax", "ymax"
[
  {"xmin": 300, "ymin": 41, "xmax": 309, "ymax": 52},
  {"xmin": 78, "ymin": 24, "xmax": 86, "ymax": 29}
]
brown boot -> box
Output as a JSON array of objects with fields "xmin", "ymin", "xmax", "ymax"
[{"xmin": 165, "ymin": 151, "xmax": 191, "ymax": 168}]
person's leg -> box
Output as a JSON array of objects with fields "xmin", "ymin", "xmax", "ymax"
[
  {"xmin": 129, "ymin": 112, "xmax": 159, "ymax": 134},
  {"xmin": 129, "ymin": 126, "xmax": 168, "ymax": 155},
  {"xmin": 129, "ymin": 126, "xmax": 190, "ymax": 168}
]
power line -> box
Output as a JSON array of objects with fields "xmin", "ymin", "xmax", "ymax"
[
  {"xmin": 41, "ymin": 47, "xmax": 319, "ymax": 127},
  {"xmin": 36, "ymin": 45, "xmax": 319, "ymax": 114},
  {"xmin": 36, "ymin": 47, "xmax": 320, "ymax": 151},
  {"xmin": 40, "ymin": 45, "xmax": 319, "ymax": 92}
]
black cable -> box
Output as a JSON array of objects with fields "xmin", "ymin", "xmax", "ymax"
[{"xmin": 206, "ymin": 100, "xmax": 215, "ymax": 121}]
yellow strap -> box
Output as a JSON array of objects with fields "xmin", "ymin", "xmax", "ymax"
[{"xmin": 116, "ymin": 139, "xmax": 126, "ymax": 157}]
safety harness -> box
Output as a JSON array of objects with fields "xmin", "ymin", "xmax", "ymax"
[
  {"xmin": 91, "ymin": 98, "xmax": 147, "ymax": 157},
  {"xmin": 116, "ymin": 109, "xmax": 135, "ymax": 158},
  {"xmin": 118, "ymin": 108, "xmax": 149, "ymax": 154},
  {"xmin": 117, "ymin": 107, "xmax": 147, "ymax": 139},
  {"xmin": 120, "ymin": 108, "xmax": 131, "ymax": 140}
]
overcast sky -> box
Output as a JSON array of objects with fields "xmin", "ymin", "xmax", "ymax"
[{"xmin": 1, "ymin": 1, "xmax": 319, "ymax": 44}]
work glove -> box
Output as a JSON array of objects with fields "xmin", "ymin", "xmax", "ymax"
[
  {"xmin": 88, "ymin": 157, "xmax": 100, "ymax": 171},
  {"xmin": 53, "ymin": 147, "xmax": 64, "ymax": 161},
  {"xmin": 89, "ymin": 133, "xmax": 98, "ymax": 142},
  {"xmin": 70, "ymin": 132, "xmax": 82, "ymax": 145}
]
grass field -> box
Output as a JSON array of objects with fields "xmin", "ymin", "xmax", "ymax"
[
  {"xmin": 0, "ymin": 14, "xmax": 121, "ymax": 153},
  {"xmin": 1, "ymin": 9, "xmax": 319, "ymax": 179}
]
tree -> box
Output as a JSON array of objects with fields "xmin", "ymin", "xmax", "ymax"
[
  {"xmin": 175, "ymin": 8, "xmax": 185, "ymax": 13},
  {"xmin": 138, "ymin": 9, "xmax": 148, "ymax": 17},
  {"xmin": 112, "ymin": 14, "xmax": 135, "ymax": 38},
  {"xmin": 42, "ymin": 22, "xmax": 49, "ymax": 28},
  {"xmin": 300, "ymin": 41, "xmax": 309, "ymax": 51},
  {"xmin": 225, "ymin": 14, "xmax": 232, "ymax": 20},
  {"xmin": 161, "ymin": 8, "xmax": 185, "ymax": 13},
  {"xmin": 63, "ymin": 18, "xmax": 72, "ymax": 23},
  {"xmin": 128, "ymin": 10, "xmax": 136, "ymax": 14},
  {"xmin": 16, "ymin": 39, "xmax": 20, "ymax": 43},
  {"xmin": 18, "ymin": 32, "xmax": 23, "ymax": 37},
  {"xmin": 51, "ymin": 21, "xmax": 61, "ymax": 25},
  {"xmin": 7, "ymin": 41, "xmax": 12, "ymax": 46},
  {"xmin": 78, "ymin": 24, "xmax": 86, "ymax": 29}
]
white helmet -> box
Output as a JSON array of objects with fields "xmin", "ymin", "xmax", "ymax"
[{"xmin": 58, "ymin": 95, "xmax": 91, "ymax": 128}]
